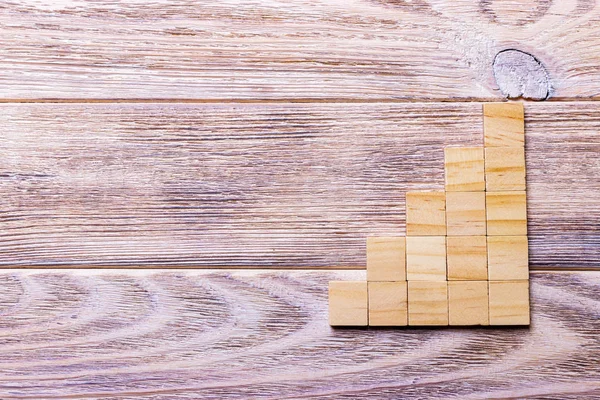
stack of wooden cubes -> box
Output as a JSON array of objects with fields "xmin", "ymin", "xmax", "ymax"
[{"xmin": 329, "ymin": 103, "xmax": 530, "ymax": 327}]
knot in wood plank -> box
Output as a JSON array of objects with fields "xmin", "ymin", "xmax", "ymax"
[{"xmin": 493, "ymin": 50, "xmax": 551, "ymax": 101}]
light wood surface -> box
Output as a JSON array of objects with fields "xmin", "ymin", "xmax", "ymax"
[
  {"xmin": 368, "ymin": 281, "xmax": 408, "ymax": 326},
  {"xmin": 447, "ymin": 236, "xmax": 488, "ymax": 281},
  {"xmin": 408, "ymin": 280, "xmax": 449, "ymax": 326},
  {"xmin": 487, "ymin": 236, "xmax": 530, "ymax": 280},
  {"xmin": 448, "ymin": 280, "xmax": 489, "ymax": 326},
  {"xmin": 406, "ymin": 237, "xmax": 447, "ymax": 281},
  {"xmin": 446, "ymin": 192, "xmax": 487, "ymax": 236},
  {"xmin": 3, "ymin": 0, "xmax": 600, "ymax": 100},
  {"xmin": 486, "ymin": 192, "xmax": 528, "ymax": 236},
  {"xmin": 0, "ymin": 270, "xmax": 596, "ymax": 398},
  {"xmin": 488, "ymin": 280, "xmax": 531, "ymax": 325},
  {"xmin": 483, "ymin": 103, "xmax": 525, "ymax": 146},
  {"xmin": 405, "ymin": 191, "xmax": 447, "ymax": 236},
  {"xmin": 367, "ymin": 237, "xmax": 406, "ymax": 282},
  {"xmin": 3, "ymin": 102, "xmax": 600, "ymax": 268},
  {"xmin": 485, "ymin": 147, "xmax": 527, "ymax": 191},
  {"xmin": 328, "ymin": 281, "xmax": 368, "ymax": 326},
  {"xmin": 444, "ymin": 147, "xmax": 485, "ymax": 192}
]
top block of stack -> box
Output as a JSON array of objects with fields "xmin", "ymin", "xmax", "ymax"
[{"xmin": 483, "ymin": 103, "xmax": 525, "ymax": 147}]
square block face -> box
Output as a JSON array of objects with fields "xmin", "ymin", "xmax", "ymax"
[
  {"xmin": 406, "ymin": 191, "xmax": 446, "ymax": 236},
  {"xmin": 446, "ymin": 192, "xmax": 486, "ymax": 236},
  {"xmin": 408, "ymin": 281, "xmax": 448, "ymax": 326},
  {"xmin": 444, "ymin": 147, "xmax": 485, "ymax": 192},
  {"xmin": 485, "ymin": 147, "xmax": 526, "ymax": 191},
  {"xmin": 488, "ymin": 236, "xmax": 529, "ymax": 280},
  {"xmin": 488, "ymin": 280, "xmax": 530, "ymax": 325},
  {"xmin": 486, "ymin": 192, "xmax": 527, "ymax": 236},
  {"xmin": 448, "ymin": 281, "xmax": 489, "ymax": 326},
  {"xmin": 483, "ymin": 102, "xmax": 525, "ymax": 147},
  {"xmin": 406, "ymin": 236, "xmax": 447, "ymax": 281},
  {"xmin": 329, "ymin": 281, "xmax": 368, "ymax": 326},
  {"xmin": 368, "ymin": 282, "xmax": 408, "ymax": 326},
  {"xmin": 367, "ymin": 237, "xmax": 406, "ymax": 281},
  {"xmin": 447, "ymin": 236, "xmax": 487, "ymax": 280}
]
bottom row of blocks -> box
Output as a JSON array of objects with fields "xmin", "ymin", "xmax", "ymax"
[{"xmin": 329, "ymin": 280, "xmax": 529, "ymax": 327}]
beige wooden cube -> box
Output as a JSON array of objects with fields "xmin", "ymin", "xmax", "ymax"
[
  {"xmin": 328, "ymin": 281, "xmax": 368, "ymax": 326},
  {"xmin": 408, "ymin": 281, "xmax": 448, "ymax": 326},
  {"xmin": 488, "ymin": 236, "xmax": 529, "ymax": 280},
  {"xmin": 488, "ymin": 280, "xmax": 530, "ymax": 325},
  {"xmin": 483, "ymin": 102, "xmax": 525, "ymax": 147},
  {"xmin": 446, "ymin": 192, "xmax": 486, "ymax": 236},
  {"xmin": 444, "ymin": 147, "xmax": 485, "ymax": 192},
  {"xmin": 368, "ymin": 281, "xmax": 408, "ymax": 326},
  {"xmin": 446, "ymin": 236, "xmax": 487, "ymax": 281},
  {"xmin": 406, "ymin": 236, "xmax": 447, "ymax": 281},
  {"xmin": 367, "ymin": 237, "xmax": 406, "ymax": 281},
  {"xmin": 448, "ymin": 281, "xmax": 489, "ymax": 326},
  {"xmin": 485, "ymin": 147, "xmax": 526, "ymax": 192},
  {"xmin": 406, "ymin": 191, "xmax": 446, "ymax": 236},
  {"xmin": 486, "ymin": 192, "xmax": 527, "ymax": 236}
]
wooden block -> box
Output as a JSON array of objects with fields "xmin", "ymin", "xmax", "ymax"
[
  {"xmin": 405, "ymin": 191, "xmax": 446, "ymax": 236},
  {"xmin": 446, "ymin": 236, "xmax": 487, "ymax": 280},
  {"xmin": 445, "ymin": 192, "xmax": 486, "ymax": 236},
  {"xmin": 406, "ymin": 236, "xmax": 446, "ymax": 281},
  {"xmin": 444, "ymin": 147, "xmax": 485, "ymax": 192},
  {"xmin": 408, "ymin": 281, "xmax": 448, "ymax": 326},
  {"xmin": 483, "ymin": 102, "xmax": 525, "ymax": 147},
  {"xmin": 448, "ymin": 281, "xmax": 489, "ymax": 326},
  {"xmin": 328, "ymin": 281, "xmax": 368, "ymax": 326},
  {"xmin": 368, "ymin": 281, "xmax": 408, "ymax": 326},
  {"xmin": 488, "ymin": 236, "xmax": 529, "ymax": 280},
  {"xmin": 485, "ymin": 147, "xmax": 526, "ymax": 191},
  {"xmin": 488, "ymin": 280, "xmax": 530, "ymax": 325},
  {"xmin": 367, "ymin": 237, "xmax": 406, "ymax": 281},
  {"xmin": 486, "ymin": 192, "xmax": 527, "ymax": 236}
]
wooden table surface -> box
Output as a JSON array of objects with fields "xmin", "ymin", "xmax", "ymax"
[{"xmin": 2, "ymin": 1, "xmax": 600, "ymax": 398}]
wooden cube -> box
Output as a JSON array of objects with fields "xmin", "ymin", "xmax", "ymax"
[
  {"xmin": 486, "ymin": 192, "xmax": 527, "ymax": 236},
  {"xmin": 408, "ymin": 281, "xmax": 448, "ymax": 326},
  {"xmin": 446, "ymin": 236, "xmax": 487, "ymax": 280},
  {"xmin": 406, "ymin": 236, "xmax": 447, "ymax": 281},
  {"xmin": 444, "ymin": 147, "xmax": 485, "ymax": 192},
  {"xmin": 446, "ymin": 192, "xmax": 486, "ymax": 236},
  {"xmin": 483, "ymin": 102, "xmax": 525, "ymax": 147},
  {"xmin": 485, "ymin": 147, "xmax": 526, "ymax": 191},
  {"xmin": 367, "ymin": 237, "xmax": 406, "ymax": 281},
  {"xmin": 328, "ymin": 281, "xmax": 368, "ymax": 326},
  {"xmin": 488, "ymin": 236, "xmax": 529, "ymax": 280},
  {"xmin": 368, "ymin": 281, "xmax": 408, "ymax": 326},
  {"xmin": 488, "ymin": 280, "xmax": 530, "ymax": 325},
  {"xmin": 448, "ymin": 281, "xmax": 489, "ymax": 326},
  {"xmin": 406, "ymin": 191, "xmax": 446, "ymax": 236}
]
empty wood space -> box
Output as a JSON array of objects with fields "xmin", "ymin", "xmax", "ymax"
[{"xmin": 2, "ymin": 0, "xmax": 600, "ymax": 398}]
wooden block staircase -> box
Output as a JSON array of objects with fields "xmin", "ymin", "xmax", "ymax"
[{"xmin": 329, "ymin": 102, "xmax": 530, "ymax": 327}]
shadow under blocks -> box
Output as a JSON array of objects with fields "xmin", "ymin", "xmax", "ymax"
[{"xmin": 329, "ymin": 103, "xmax": 530, "ymax": 327}]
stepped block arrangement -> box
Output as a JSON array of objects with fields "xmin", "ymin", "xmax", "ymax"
[{"xmin": 329, "ymin": 103, "xmax": 530, "ymax": 327}]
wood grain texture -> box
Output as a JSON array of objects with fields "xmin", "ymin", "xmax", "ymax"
[
  {"xmin": 0, "ymin": 269, "xmax": 597, "ymax": 399},
  {"xmin": 2, "ymin": 0, "xmax": 600, "ymax": 100},
  {"xmin": 2, "ymin": 102, "xmax": 600, "ymax": 268}
]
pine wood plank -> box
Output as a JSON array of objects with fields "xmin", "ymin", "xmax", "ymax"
[
  {"xmin": 2, "ymin": 102, "xmax": 600, "ymax": 268},
  {"xmin": 2, "ymin": 0, "xmax": 600, "ymax": 100},
  {"xmin": 0, "ymin": 269, "xmax": 596, "ymax": 398}
]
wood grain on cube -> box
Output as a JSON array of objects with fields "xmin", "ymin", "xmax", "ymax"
[
  {"xmin": 488, "ymin": 236, "xmax": 529, "ymax": 280},
  {"xmin": 368, "ymin": 281, "xmax": 408, "ymax": 327},
  {"xmin": 446, "ymin": 236, "xmax": 487, "ymax": 281},
  {"xmin": 406, "ymin": 236, "xmax": 447, "ymax": 281},
  {"xmin": 444, "ymin": 147, "xmax": 485, "ymax": 192},
  {"xmin": 328, "ymin": 281, "xmax": 368, "ymax": 326},
  {"xmin": 483, "ymin": 103, "xmax": 525, "ymax": 147},
  {"xmin": 366, "ymin": 237, "xmax": 406, "ymax": 282},
  {"xmin": 448, "ymin": 281, "xmax": 489, "ymax": 326},
  {"xmin": 485, "ymin": 147, "xmax": 526, "ymax": 192},
  {"xmin": 406, "ymin": 191, "xmax": 446, "ymax": 236},
  {"xmin": 408, "ymin": 281, "xmax": 448, "ymax": 326},
  {"xmin": 488, "ymin": 280, "xmax": 530, "ymax": 326},
  {"xmin": 446, "ymin": 192, "xmax": 487, "ymax": 236},
  {"xmin": 486, "ymin": 192, "xmax": 528, "ymax": 236}
]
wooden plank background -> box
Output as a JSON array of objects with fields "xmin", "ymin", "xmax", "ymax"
[{"xmin": 2, "ymin": 0, "xmax": 600, "ymax": 398}]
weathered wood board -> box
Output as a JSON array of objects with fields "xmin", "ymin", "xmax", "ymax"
[
  {"xmin": 2, "ymin": 102, "xmax": 599, "ymax": 268},
  {"xmin": 0, "ymin": 270, "xmax": 598, "ymax": 399},
  {"xmin": 2, "ymin": 0, "xmax": 600, "ymax": 100}
]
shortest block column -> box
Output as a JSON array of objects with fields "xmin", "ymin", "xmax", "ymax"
[
  {"xmin": 448, "ymin": 281, "xmax": 489, "ymax": 326},
  {"xmin": 488, "ymin": 280, "xmax": 530, "ymax": 326},
  {"xmin": 408, "ymin": 281, "xmax": 448, "ymax": 326},
  {"xmin": 329, "ymin": 281, "xmax": 368, "ymax": 326},
  {"xmin": 369, "ymin": 282, "xmax": 408, "ymax": 326}
]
